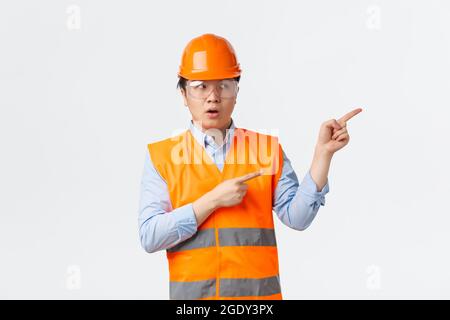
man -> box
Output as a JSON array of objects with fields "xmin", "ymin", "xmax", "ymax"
[{"xmin": 138, "ymin": 33, "xmax": 362, "ymax": 300}]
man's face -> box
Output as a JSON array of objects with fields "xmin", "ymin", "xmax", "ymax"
[{"xmin": 181, "ymin": 79, "xmax": 239, "ymax": 131}]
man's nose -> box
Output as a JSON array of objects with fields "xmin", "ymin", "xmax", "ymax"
[{"xmin": 206, "ymin": 87, "xmax": 221, "ymax": 103}]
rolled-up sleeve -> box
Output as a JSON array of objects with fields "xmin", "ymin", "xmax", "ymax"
[
  {"xmin": 272, "ymin": 149, "xmax": 330, "ymax": 231},
  {"xmin": 138, "ymin": 149, "xmax": 198, "ymax": 253}
]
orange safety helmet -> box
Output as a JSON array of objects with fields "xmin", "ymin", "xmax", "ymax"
[{"xmin": 178, "ymin": 34, "xmax": 241, "ymax": 80}]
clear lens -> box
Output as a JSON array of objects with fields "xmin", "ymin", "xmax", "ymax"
[{"xmin": 186, "ymin": 79, "xmax": 238, "ymax": 99}]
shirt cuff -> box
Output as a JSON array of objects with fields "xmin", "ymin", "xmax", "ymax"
[
  {"xmin": 173, "ymin": 203, "xmax": 198, "ymax": 242},
  {"xmin": 299, "ymin": 169, "xmax": 330, "ymax": 209}
]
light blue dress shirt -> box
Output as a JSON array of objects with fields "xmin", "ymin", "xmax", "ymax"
[{"xmin": 138, "ymin": 119, "xmax": 330, "ymax": 253}]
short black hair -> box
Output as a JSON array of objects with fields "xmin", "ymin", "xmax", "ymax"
[{"xmin": 177, "ymin": 76, "xmax": 241, "ymax": 90}]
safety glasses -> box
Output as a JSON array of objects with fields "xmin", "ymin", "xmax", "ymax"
[{"xmin": 186, "ymin": 79, "xmax": 238, "ymax": 99}]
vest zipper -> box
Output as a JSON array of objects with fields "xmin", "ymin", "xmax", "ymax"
[{"xmin": 214, "ymin": 210, "xmax": 220, "ymax": 298}]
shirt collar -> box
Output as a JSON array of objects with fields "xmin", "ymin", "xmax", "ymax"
[{"xmin": 189, "ymin": 118, "xmax": 236, "ymax": 148}]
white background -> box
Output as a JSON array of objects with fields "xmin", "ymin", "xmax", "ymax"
[{"xmin": 1, "ymin": 0, "xmax": 449, "ymax": 299}]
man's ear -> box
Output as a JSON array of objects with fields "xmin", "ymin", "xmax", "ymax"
[{"xmin": 180, "ymin": 89, "xmax": 188, "ymax": 107}]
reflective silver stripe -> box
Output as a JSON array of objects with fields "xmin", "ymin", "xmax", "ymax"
[
  {"xmin": 219, "ymin": 275, "xmax": 281, "ymax": 297},
  {"xmin": 170, "ymin": 279, "xmax": 216, "ymax": 300},
  {"xmin": 218, "ymin": 228, "xmax": 277, "ymax": 247},
  {"xmin": 167, "ymin": 228, "xmax": 277, "ymax": 253},
  {"xmin": 167, "ymin": 228, "xmax": 216, "ymax": 253}
]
